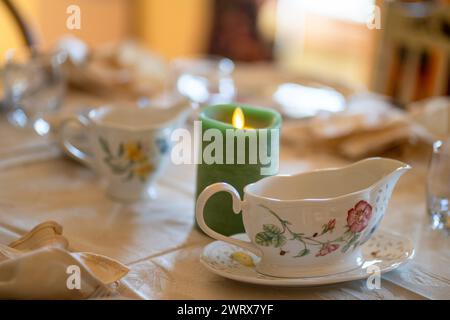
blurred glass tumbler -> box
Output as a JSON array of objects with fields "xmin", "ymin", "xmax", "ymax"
[
  {"xmin": 195, "ymin": 104, "xmax": 282, "ymax": 236},
  {"xmin": 171, "ymin": 56, "xmax": 236, "ymax": 106},
  {"xmin": 427, "ymin": 139, "xmax": 450, "ymax": 230},
  {"xmin": 3, "ymin": 49, "xmax": 66, "ymax": 135}
]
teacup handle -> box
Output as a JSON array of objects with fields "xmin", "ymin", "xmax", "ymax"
[
  {"xmin": 196, "ymin": 183, "xmax": 261, "ymax": 256},
  {"xmin": 59, "ymin": 116, "xmax": 94, "ymax": 168}
]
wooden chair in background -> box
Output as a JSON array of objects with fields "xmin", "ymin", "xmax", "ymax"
[{"xmin": 372, "ymin": 1, "xmax": 450, "ymax": 107}]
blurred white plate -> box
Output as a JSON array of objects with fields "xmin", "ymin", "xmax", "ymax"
[{"xmin": 273, "ymin": 83, "xmax": 346, "ymax": 119}]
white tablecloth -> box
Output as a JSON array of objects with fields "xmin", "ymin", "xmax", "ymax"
[{"xmin": 0, "ymin": 73, "xmax": 449, "ymax": 300}]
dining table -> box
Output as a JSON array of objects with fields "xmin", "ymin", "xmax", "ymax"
[{"xmin": 0, "ymin": 64, "xmax": 448, "ymax": 300}]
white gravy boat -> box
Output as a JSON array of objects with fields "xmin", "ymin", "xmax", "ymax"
[{"xmin": 196, "ymin": 158, "xmax": 411, "ymax": 278}]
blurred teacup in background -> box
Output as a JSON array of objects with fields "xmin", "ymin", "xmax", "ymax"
[
  {"xmin": 59, "ymin": 101, "xmax": 191, "ymax": 202},
  {"xmin": 2, "ymin": 47, "xmax": 67, "ymax": 135}
]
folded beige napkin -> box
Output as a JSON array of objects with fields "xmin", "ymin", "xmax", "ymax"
[
  {"xmin": 0, "ymin": 221, "xmax": 129, "ymax": 299},
  {"xmin": 58, "ymin": 37, "xmax": 167, "ymax": 99},
  {"xmin": 283, "ymin": 93, "xmax": 413, "ymax": 159},
  {"xmin": 408, "ymin": 96, "xmax": 450, "ymax": 143}
]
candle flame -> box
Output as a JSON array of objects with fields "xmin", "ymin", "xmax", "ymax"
[{"xmin": 232, "ymin": 107, "xmax": 245, "ymax": 129}]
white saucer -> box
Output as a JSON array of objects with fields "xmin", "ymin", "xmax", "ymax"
[{"xmin": 200, "ymin": 230, "xmax": 414, "ymax": 287}]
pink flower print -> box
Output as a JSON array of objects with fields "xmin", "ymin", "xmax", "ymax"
[
  {"xmin": 326, "ymin": 219, "xmax": 336, "ymax": 233},
  {"xmin": 347, "ymin": 200, "xmax": 373, "ymax": 233},
  {"xmin": 315, "ymin": 243, "xmax": 340, "ymax": 257}
]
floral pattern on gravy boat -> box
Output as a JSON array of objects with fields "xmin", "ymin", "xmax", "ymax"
[
  {"xmin": 255, "ymin": 200, "xmax": 373, "ymax": 258},
  {"xmin": 197, "ymin": 158, "xmax": 411, "ymax": 278}
]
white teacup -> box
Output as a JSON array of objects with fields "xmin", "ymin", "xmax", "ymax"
[
  {"xmin": 60, "ymin": 103, "xmax": 189, "ymax": 201},
  {"xmin": 196, "ymin": 158, "xmax": 411, "ymax": 278}
]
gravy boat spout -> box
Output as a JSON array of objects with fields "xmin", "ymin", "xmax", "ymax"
[{"xmin": 359, "ymin": 157, "xmax": 412, "ymax": 195}]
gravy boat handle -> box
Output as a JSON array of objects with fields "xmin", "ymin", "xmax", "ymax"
[{"xmin": 196, "ymin": 183, "xmax": 261, "ymax": 256}]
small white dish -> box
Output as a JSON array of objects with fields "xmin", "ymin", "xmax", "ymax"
[
  {"xmin": 200, "ymin": 230, "xmax": 414, "ymax": 287},
  {"xmin": 273, "ymin": 83, "xmax": 346, "ymax": 119}
]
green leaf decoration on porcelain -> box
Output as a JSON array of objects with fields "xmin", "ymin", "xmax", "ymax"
[
  {"xmin": 256, "ymin": 201, "xmax": 373, "ymax": 258},
  {"xmin": 272, "ymin": 234, "xmax": 287, "ymax": 248},
  {"xmin": 255, "ymin": 232, "xmax": 274, "ymax": 247},
  {"xmin": 255, "ymin": 224, "xmax": 287, "ymax": 248},
  {"xmin": 341, "ymin": 233, "xmax": 361, "ymax": 253},
  {"xmin": 294, "ymin": 248, "xmax": 310, "ymax": 258},
  {"xmin": 156, "ymin": 138, "xmax": 169, "ymax": 155},
  {"xmin": 263, "ymin": 224, "xmax": 282, "ymax": 235},
  {"xmin": 99, "ymin": 137, "xmax": 158, "ymax": 183},
  {"xmin": 99, "ymin": 137, "xmax": 112, "ymax": 156},
  {"xmin": 117, "ymin": 143, "xmax": 125, "ymax": 157}
]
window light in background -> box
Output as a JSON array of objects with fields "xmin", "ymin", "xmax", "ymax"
[
  {"xmin": 295, "ymin": 0, "xmax": 376, "ymax": 23},
  {"xmin": 274, "ymin": 0, "xmax": 378, "ymax": 88}
]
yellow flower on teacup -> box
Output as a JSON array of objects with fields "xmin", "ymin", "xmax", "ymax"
[
  {"xmin": 100, "ymin": 137, "xmax": 158, "ymax": 183},
  {"xmin": 132, "ymin": 162, "xmax": 154, "ymax": 180},
  {"xmin": 124, "ymin": 142, "xmax": 147, "ymax": 162}
]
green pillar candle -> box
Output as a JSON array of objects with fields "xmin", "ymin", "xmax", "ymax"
[{"xmin": 195, "ymin": 104, "xmax": 282, "ymax": 236}]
